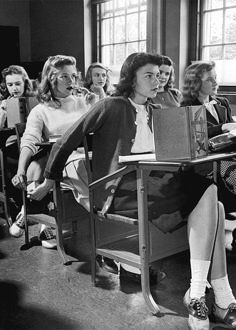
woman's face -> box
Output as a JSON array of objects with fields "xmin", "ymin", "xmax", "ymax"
[
  {"xmin": 132, "ymin": 63, "xmax": 160, "ymax": 104},
  {"xmin": 54, "ymin": 65, "xmax": 78, "ymax": 98},
  {"xmin": 91, "ymin": 67, "xmax": 107, "ymax": 88},
  {"xmin": 199, "ymin": 68, "xmax": 218, "ymax": 97},
  {"xmin": 158, "ymin": 64, "xmax": 172, "ymax": 90},
  {"xmin": 6, "ymin": 74, "xmax": 25, "ymax": 97}
]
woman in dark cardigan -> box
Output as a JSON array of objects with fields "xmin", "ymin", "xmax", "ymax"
[{"xmin": 29, "ymin": 53, "xmax": 236, "ymax": 330}]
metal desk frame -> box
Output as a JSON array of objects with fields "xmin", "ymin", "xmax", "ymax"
[
  {"xmin": 0, "ymin": 128, "xmax": 16, "ymax": 226},
  {"xmin": 118, "ymin": 152, "xmax": 236, "ymax": 314}
]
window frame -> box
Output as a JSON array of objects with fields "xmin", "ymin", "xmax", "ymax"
[
  {"xmin": 199, "ymin": 0, "xmax": 236, "ymax": 92},
  {"xmin": 93, "ymin": 0, "xmax": 147, "ymax": 64},
  {"xmin": 91, "ymin": 0, "xmax": 162, "ymax": 84}
]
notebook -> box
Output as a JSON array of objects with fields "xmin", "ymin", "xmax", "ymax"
[{"xmin": 6, "ymin": 96, "xmax": 38, "ymax": 128}]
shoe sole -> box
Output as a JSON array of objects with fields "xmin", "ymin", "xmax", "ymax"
[
  {"xmin": 9, "ymin": 227, "xmax": 24, "ymax": 238},
  {"xmin": 41, "ymin": 240, "xmax": 57, "ymax": 249}
]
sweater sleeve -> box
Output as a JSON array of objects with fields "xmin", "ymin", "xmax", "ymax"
[
  {"xmin": 20, "ymin": 105, "xmax": 44, "ymax": 154},
  {"xmin": 44, "ymin": 99, "xmax": 109, "ymax": 180}
]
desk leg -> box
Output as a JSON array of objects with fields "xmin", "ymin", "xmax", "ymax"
[
  {"xmin": 0, "ymin": 148, "xmax": 13, "ymax": 227},
  {"xmin": 54, "ymin": 184, "xmax": 72, "ymax": 265},
  {"xmin": 137, "ymin": 167, "xmax": 160, "ymax": 315}
]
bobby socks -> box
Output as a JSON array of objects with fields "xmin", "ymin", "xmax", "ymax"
[
  {"xmin": 211, "ymin": 275, "xmax": 236, "ymax": 308},
  {"xmin": 190, "ymin": 259, "xmax": 210, "ymax": 299}
]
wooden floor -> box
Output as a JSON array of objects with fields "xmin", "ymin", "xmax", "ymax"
[{"xmin": 1, "ymin": 215, "xmax": 236, "ymax": 330}]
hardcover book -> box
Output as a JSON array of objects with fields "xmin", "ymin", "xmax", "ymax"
[
  {"xmin": 153, "ymin": 105, "xmax": 209, "ymax": 161},
  {"xmin": 6, "ymin": 97, "xmax": 38, "ymax": 128}
]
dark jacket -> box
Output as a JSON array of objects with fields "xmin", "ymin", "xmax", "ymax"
[
  {"xmin": 181, "ymin": 96, "xmax": 234, "ymax": 138},
  {"xmin": 44, "ymin": 97, "xmax": 139, "ymax": 211}
]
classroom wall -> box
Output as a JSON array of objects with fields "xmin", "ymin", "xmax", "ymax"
[
  {"xmin": 29, "ymin": 0, "xmax": 86, "ymax": 73},
  {"xmin": 162, "ymin": 0, "xmax": 190, "ymax": 89},
  {"xmin": 0, "ymin": 0, "xmax": 31, "ymax": 62},
  {"xmin": 0, "ymin": 0, "xmax": 189, "ymax": 83}
]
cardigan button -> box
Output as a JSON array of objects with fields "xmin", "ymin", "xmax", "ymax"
[
  {"xmin": 111, "ymin": 189, "xmax": 115, "ymax": 193},
  {"xmin": 131, "ymin": 139, "xmax": 135, "ymax": 143}
]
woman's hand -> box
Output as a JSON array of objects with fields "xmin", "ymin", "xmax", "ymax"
[
  {"xmin": 12, "ymin": 173, "xmax": 27, "ymax": 191},
  {"xmin": 90, "ymin": 84, "xmax": 106, "ymax": 99},
  {"xmin": 27, "ymin": 178, "xmax": 54, "ymax": 201}
]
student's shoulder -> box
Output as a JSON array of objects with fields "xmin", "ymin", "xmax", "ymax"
[{"xmin": 214, "ymin": 95, "xmax": 230, "ymax": 106}]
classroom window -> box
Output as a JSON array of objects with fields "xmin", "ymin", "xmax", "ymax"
[
  {"xmin": 94, "ymin": 0, "xmax": 147, "ymax": 83},
  {"xmin": 201, "ymin": 0, "xmax": 236, "ymax": 86}
]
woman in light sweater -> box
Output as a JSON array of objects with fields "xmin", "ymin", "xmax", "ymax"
[{"xmin": 10, "ymin": 55, "xmax": 89, "ymax": 248}]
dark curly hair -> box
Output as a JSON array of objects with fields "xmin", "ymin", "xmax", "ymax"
[
  {"xmin": 0, "ymin": 65, "xmax": 34, "ymax": 100},
  {"xmin": 114, "ymin": 52, "xmax": 162, "ymax": 98},
  {"xmin": 37, "ymin": 55, "xmax": 78, "ymax": 107},
  {"xmin": 182, "ymin": 61, "xmax": 216, "ymax": 103}
]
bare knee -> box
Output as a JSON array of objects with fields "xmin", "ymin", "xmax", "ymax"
[{"xmin": 205, "ymin": 184, "xmax": 218, "ymax": 201}]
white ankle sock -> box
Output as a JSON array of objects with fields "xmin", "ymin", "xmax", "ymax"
[
  {"xmin": 190, "ymin": 259, "xmax": 210, "ymax": 299},
  {"xmin": 211, "ymin": 275, "xmax": 236, "ymax": 308}
]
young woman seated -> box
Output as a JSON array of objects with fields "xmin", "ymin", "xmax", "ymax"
[
  {"xmin": 27, "ymin": 52, "xmax": 236, "ymax": 330},
  {"xmin": 10, "ymin": 55, "xmax": 90, "ymax": 248},
  {"xmin": 83, "ymin": 62, "xmax": 111, "ymax": 102},
  {"xmin": 152, "ymin": 55, "xmax": 182, "ymax": 108},
  {"xmin": 181, "ymin": 60, "xmax": 236, "ymax": 252},
  {"xmin": 0, "ymin": 65, "xmax": 36, "ymax": 215}
]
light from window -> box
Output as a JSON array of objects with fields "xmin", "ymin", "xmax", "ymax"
[
  {"xmin": 201, "ymin": 0, "xmax": 236, "ymax": 85},
  {"xmin": 97, "ymin": 0, "xmax": 147, "ymax": 84}
]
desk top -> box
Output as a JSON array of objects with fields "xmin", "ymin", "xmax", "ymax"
[{"xmin": 119, "ymin": 151, "xmax": 236, "ymax": 167}]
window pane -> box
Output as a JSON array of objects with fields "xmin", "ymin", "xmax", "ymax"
[
  {"xmin": 139, "ymin": 41, "xmax": 146, "ymax": 52},
  {"xmin": 214, "ymin": 59, "xmax": 236, "ymax": 85},
  {"xmin": 225, "ymin": 44, "xmax": 236, "ymax": 59},
  {"xmin": 102, "ymin": 19, "xmax": 113, "ymax": 44},
  {"xmin": 114, "ymin": 44, "xmax": 125, "ymax": 65},
  {"xmin": 226, "ymin": 0, "xmax": 236, "ymax": 6},
  {"xmin": 225, "ymin": 8, "xmax": 236, "ymax": 43},
  {"xmin": 203, "ymin": 0, "xmax": 223, "ymax": 10},
  {"xmin": 102, "ymin": 45, "xmax": 114, "ymax": 66},
  {"xmin": 203, "ymin": 11, "xmax": 223, "ymax": 45},
  {"xmin": 115, "ymin": 0, "xmax": 125, "ymax": 10},
  {"xmin": 140, "ymin": 11, "xmax": 146, "ymax": 39},
  {"xmin": 127, "ymin": 42, "xmax": 139, "ymax": 54},
  {"xmin": 102, "ymin": 1, "xmax": 113, "ymax": 17},
  {"xmin": 114, "ymin": 0, "xmax": 125, "ymax": 15},
  {"xmin": 128, "ymin": 0, "xmax": 139, "ymax": 6},
  {"xmin": 127, "ymin": 13, "xmax": 138, "ymax": 41},
  {"xmin": 202, "ymin": 45, "xmax": 222, "ymax": 60},
  {"xmin": 114, "ymin": 16, "xmax": 125, "ymax": 42},
  {"xmin": 97, "ymin": 0, "xmax": 147, "ymax": 81}
]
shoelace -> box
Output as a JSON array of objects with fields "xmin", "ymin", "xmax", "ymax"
[
  {"xmin": 15, "ymin": 212, "xmax": 25, "ymax": 229},
  {"xmin": 189, "ymin": 298, "xmax": 208, "ymax": 319},
  {"xmin": 41, "ymin": 228, "xmax": 54, "ymax": 240}
]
